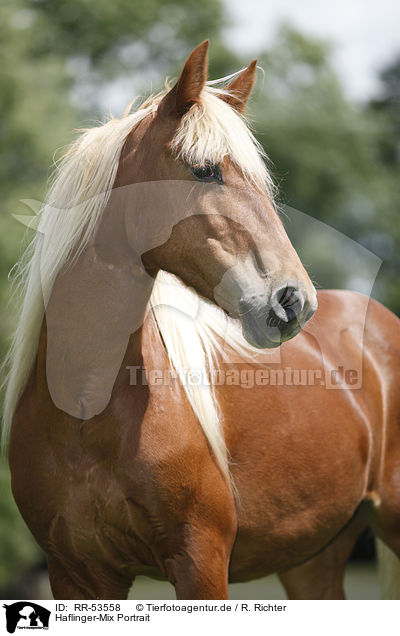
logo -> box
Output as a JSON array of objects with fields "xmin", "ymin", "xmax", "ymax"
[{"xmin": 3, "ymin": 602, "xmax": 50, "ymax": 633}]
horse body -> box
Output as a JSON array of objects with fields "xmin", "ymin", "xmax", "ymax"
[
  {"xmin": 9, "ymin": 288, "xmax": 400, "ymax": 598},
  {"xmin": 5, "ymin": 41, "xmax": 400, "ymax": 599}
]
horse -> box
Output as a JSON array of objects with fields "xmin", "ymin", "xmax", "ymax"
[{"xmin": 3, "ymin": 41, "xmax": 400, "ymax": 600}]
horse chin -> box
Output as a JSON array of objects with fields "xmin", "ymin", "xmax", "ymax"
[
  {"xmin": 241, "ymin": 323, "xmax": 282, "ymax": 350},
  {"xmin": 241, "ymin": 318, "xmax": 303, "ymax": 350}
]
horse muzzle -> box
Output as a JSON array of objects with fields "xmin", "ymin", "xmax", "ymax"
[{"xmin": 239, "ymin": 285, "xmax": 318, "ymax": 349}]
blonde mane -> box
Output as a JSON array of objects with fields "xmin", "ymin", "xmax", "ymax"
[{"xmin": 1, "ymin": 79, "xmax": 275, "ymax": 480}]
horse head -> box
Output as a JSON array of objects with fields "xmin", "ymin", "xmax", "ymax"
[{"xmin": 117, "ymin": 41, "xmax": 317, "ymax": 348}]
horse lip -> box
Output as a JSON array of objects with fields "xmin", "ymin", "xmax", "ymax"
[
  {"xmin": 242, "ymin": 326, "xmax": 282, "ymax": 349},
  {"xmin": 240, "ymin": 311, "xmax": 282, "ymax": 349},
  {"xmin": 240, "ymin": 301, "xmax": 314, "ymax": 349}
]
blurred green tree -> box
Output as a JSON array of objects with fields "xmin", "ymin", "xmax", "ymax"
[
  {"xmin": 370, "ymin": 54, "xmax": 400, "ymax": 166},
  {"xmin": 367, "ymin": 55, "xmax": 400, "ymax": 309}
]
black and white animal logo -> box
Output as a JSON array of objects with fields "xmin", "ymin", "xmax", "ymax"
[{"xmin": 3, "ymin": 602, "xmax": 50, "ymax": 633}]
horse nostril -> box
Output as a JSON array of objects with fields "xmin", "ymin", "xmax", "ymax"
[{"xmin": 272, "ymin": 286, "xmax": 304, "ymax": 324}]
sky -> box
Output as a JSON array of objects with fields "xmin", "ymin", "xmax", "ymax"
[{"xmin": 223, "ymin": 0, "xmax": 400, "ymax": 100}]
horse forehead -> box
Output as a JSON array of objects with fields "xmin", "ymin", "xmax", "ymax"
[{"xmin": 117, "ymin": 112, "xmax": 259, "ymax": 189}]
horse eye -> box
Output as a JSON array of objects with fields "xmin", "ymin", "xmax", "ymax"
[{"xmin": 191, "ymin": 164, "xmax": 223, "ymax": 183}]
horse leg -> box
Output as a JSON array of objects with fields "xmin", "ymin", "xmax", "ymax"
[
  {"xmin": 278, "ymin": 514, "xmax": 366, "ymax": 599},
  {"xmin": 166, "ymin": 528, "xmax": 232, "ymax": 599},
  {"xmin": 372, "ymin": 501, "xmax": 400, "ymax": 598},
  {"xmin": 370, "ymin": 398, "xmax": 400, "ymax": 598},
  {"xmin": 47, "ymin": 557, "xmax": 132, "ymax": 600},
  {"xmin": 279, "ymin": 548, "xmax": 346, "ymax": 600},
  {"xmin": 160, "ymin": 485, "xmax": 236, "ymax": 600}
]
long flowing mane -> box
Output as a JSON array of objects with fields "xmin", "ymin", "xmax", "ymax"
[{"xmin": 1, "ymin": 77, "xmax": 276, "ymax": 478}]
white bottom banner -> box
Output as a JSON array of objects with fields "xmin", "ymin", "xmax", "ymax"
[{"xmin": 0, "ymin": 599, "xmax": 397, "ymax": 635}]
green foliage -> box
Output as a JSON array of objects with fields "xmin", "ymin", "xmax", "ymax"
[
  {"xmin": 0, "ymin": 458, "xmax": 42, "ymax": 590},
  {"xmin": 371, "ymin": 52, "xmax": 400, "ymax": 164},
  {"xmin": 30, "ymin": 0, "xmax": 225, "ymax": 63}
]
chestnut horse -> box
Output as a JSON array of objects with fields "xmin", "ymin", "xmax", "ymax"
[{"xmin": 3, "ymin": 42, "xmax": 400, "ymax": 600}]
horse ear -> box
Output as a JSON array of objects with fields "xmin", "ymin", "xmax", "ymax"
[
  {"xmin": 222, "ymin": 60, "xmax": 258, "ymax": 113},
  {"xmin": 159, "ymin": 40, "xmax": 209, "ymax": 117}
]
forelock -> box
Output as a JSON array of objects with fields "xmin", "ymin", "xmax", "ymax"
[{"xmin": 170, "ymin": 85, "xmax": 275, "ymax": 198}]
